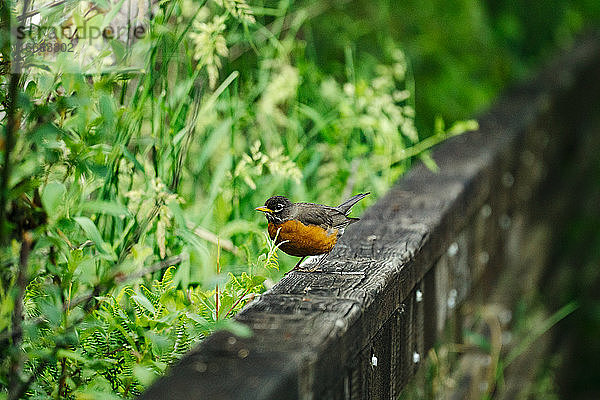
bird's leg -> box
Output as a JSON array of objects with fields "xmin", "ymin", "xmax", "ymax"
[
  {"xmin": 290, "ymin": 253, "xmax": 331, "ymax": 273},
  {"xmin": 291, "ymin": 256, "xmax": 307, "ymax": 271},
  {"xmin": 307, "ymin": 252, "xmax": 330, "ymax": 272}
]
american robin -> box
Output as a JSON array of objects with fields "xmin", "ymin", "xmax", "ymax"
[{"xmin": 255, "ymin": 193, "xmax": 370, "ymax": 270}]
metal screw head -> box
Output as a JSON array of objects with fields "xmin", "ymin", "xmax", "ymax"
[
  {"xmin": 502, "ymin": 172, "xmax": 514, "ymax": 188},
  {"xmin": 412, "ymin": 352, "xmax": 420, "ymax": 364},
  {"xmin": 416, "ymin": 290, "xmax": 423, "ymax": 303},
  {"xmin": 447, "ymin": 288, "xmax": 458, "ymax": 309},
  {"xmin": 480, "ymin": 204, "xmax": 492, "ymax": 218},
  {"xmin": 238, "ymin": 348, "xmax": 249, "ymax": 358},
  {"xmin": 447, "ymin": 242, "xmax": 459, "ymax": 257},
  {"xmin": 371, "ymin": 354, "xmax": 378, "ymax": 367}
]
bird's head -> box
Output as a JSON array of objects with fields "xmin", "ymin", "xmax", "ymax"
[{"xmin": 255, "ymin": 196, "xmax": 293, "ymax": 224}]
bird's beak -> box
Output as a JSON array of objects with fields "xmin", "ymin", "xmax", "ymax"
[{"xmin": 255, "ymin": 206, "xmax": 272, "ymax": 213}]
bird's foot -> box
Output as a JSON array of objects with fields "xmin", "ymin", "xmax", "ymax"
[
  {"xmin": 290, "ymin": 265, "xmax": 323, "ymax": 273},
  {"xmin": 287, "ymin": 254, "xmax": 329, "ymax": 273}
]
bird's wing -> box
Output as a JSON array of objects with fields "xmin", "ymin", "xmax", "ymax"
[{"xmin": 294, "ymin": 203, "xmax": 333, "ymax": 227}]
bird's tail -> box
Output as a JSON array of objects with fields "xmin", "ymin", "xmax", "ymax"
[{"xmin": 337, "ymin": 192, "xmax": 370, "ymax": 214}]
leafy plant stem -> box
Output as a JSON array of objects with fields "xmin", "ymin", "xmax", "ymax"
[
  {"xmin": 503, "ymin": 301, "xmax": 579, "ymax": 368},
  {"xmin": 215, "ymin": 238, "xmax": 221, "ymax": 321},
  {"xmin": 387, "ymin": 120, "xmax": 479, "ymax": 170},
  {"xmin": 8, "ymin": 232, "xmax": 33, "ymax": 400},
  {"xmin": 0, "ymin": 255, "xmax": 185, "ymax": 347},
  {"xmin": 8, "ymin": 350, "xmax": 53, "ymax": 400},
  {"xmin": 224, "ymin": 287, "xmax": 252, "ymax": 319},
  {"xmin": 0, "ymin": 0, "xmax": 30, "ymax": 245},
  {"xmin": 58, "ymin": 356, "xmax": 67, "ymax": 399}
]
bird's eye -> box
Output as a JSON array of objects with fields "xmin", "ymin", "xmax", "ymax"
[{"xmin": 274, "ymin": 204, "xmax": 284, "ymax": 212}]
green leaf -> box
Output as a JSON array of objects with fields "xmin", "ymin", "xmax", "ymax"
[
  {"xmin": 146, "ymin": 330, "xmax": 171, "ymax": 357},
  {"xmin": 74, "ymin": 388, "xmax": 123, "ymax": 400},
  {"xmin": 434, "ymin": 115, "xmax": 445, "ymax": 135},
  {"xmin": 72, "ymin": 10, "xmax": 85, "ymax": 30},
  {"xmin": 185, "ymin": 311, "xmax": 208, "ymax": 325},
  {"xmin": 42, "ymin": 182, "xmax": 66, "ymax": 215},
  {"xmin": 419, "ymin": 151, "xmax": 439, "ymax": 172},
  {"xmin": 57, "ymin": 349, "xmax": 88, "ymax": 363},
  {"xmin": 447, "ymin": 119, "xmax": 479, "ymax": 136},
  {"xmin": 130, "ymin": 293, "xmax": 157, "ymax": 315},
  {"xmin": 214, "ymin": 319, "xmax": 253, "ymax": 338},
  {"xmin": 31, "ymin": 122, "xmax": 64, "ymax": 145},
  {"xmin": 80, "ymin": 200, "xmax": 130, "ymax": 217},
  {"xmin": 121, "ymin": 145, "xmax": 145, "ymax": 173},
  {"xmin": 39, "ymin": 300, "xmax": 62, "ymax": 327},
  {"xmin": 250, "ymin": 275, "xmax": 266, "ymax": 287},
  {"xmin": 134, "ymin": 365, "xmax": 159, "ymax": 387},
  {"xmin": 102, "ymin": 0, "xmax": 127, "ymax": 27},
  {"xmin": 109, "ymin": 39, "xmax": 126, "ymax": 63},
  {"xmin": 67, "ymin": 248, "xmax": 84, "ymax": 273},
  {"xmin": 73, "ymin": 216, "xmax": 116, "ymax": 260},
  {"xmin": 0, "ymin": 296, "xmax": 15, "ymax": 331},
  {"xmin": 113, "ymin": 218, "xmax": 137, "ymax": 253},
  {"xmin": 504, "ymin": 301, "xmax": 579, "ymax": 368},
  {"xmin": 176, "ymin": 227, "xmax": 209, "ymax": 256}
]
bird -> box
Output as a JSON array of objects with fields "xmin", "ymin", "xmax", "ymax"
[{"xmin": 255, "ymin": 193, "xmax": 370, "ymax": 270}]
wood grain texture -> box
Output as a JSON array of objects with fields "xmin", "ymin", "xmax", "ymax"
[{"xmin": 140, "ymin": 35, "xmax": 600, "ymax": 400}]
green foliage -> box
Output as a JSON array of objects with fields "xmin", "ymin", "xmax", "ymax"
[
  {"xmin": 398, "ymin": 301, "xmax": 578, "ymax": 400},
  {"xmin": 19, "ymin": 266, "xmax": 261, "ymax": 398},
  {"xmin": 3, "ymin": 0, "xmax": 467, "ymax": 395},
  {"xmin": 1, "ymin": 0, "xmax": 595, "ymax": 398},
  {"xmin": 306, "ymin": 0, "xmax": 600, "ymax": 135}
]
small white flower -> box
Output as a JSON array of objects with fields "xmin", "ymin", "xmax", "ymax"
[
  {"xmin": 215, "ymin": 0, "xmax": 256, "ymax": 24},
  {"xmin": 189, "ymin": 14, "xmax": 229, "ymax": 88}
]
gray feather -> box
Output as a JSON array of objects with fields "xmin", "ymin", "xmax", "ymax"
[
  {"xmin": 293, "ymin": 192, "xmax": 369, "ymax": 230},
  {"xmin": 336, "ymin": 192, "xmax": 370, "ymax": 214}
]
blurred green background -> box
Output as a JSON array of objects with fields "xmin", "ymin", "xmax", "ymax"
[{"xmin": 305, "ymin": 0, "xmax": 600, "ymax": 135}]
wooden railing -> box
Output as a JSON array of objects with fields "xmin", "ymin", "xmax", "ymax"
[{"xmin": 140, "ymin": 35, "xmax": 600, "ymax": 400}]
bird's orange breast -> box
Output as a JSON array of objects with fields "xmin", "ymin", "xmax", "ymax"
[{"xmin": 268, "ymin": 220, "xmax": 338, "ymax": 257}]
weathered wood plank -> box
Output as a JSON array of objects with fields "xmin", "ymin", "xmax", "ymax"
[{"xmin": 140, "ymin": 35, "xmax": 600, "ymax": 400}]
